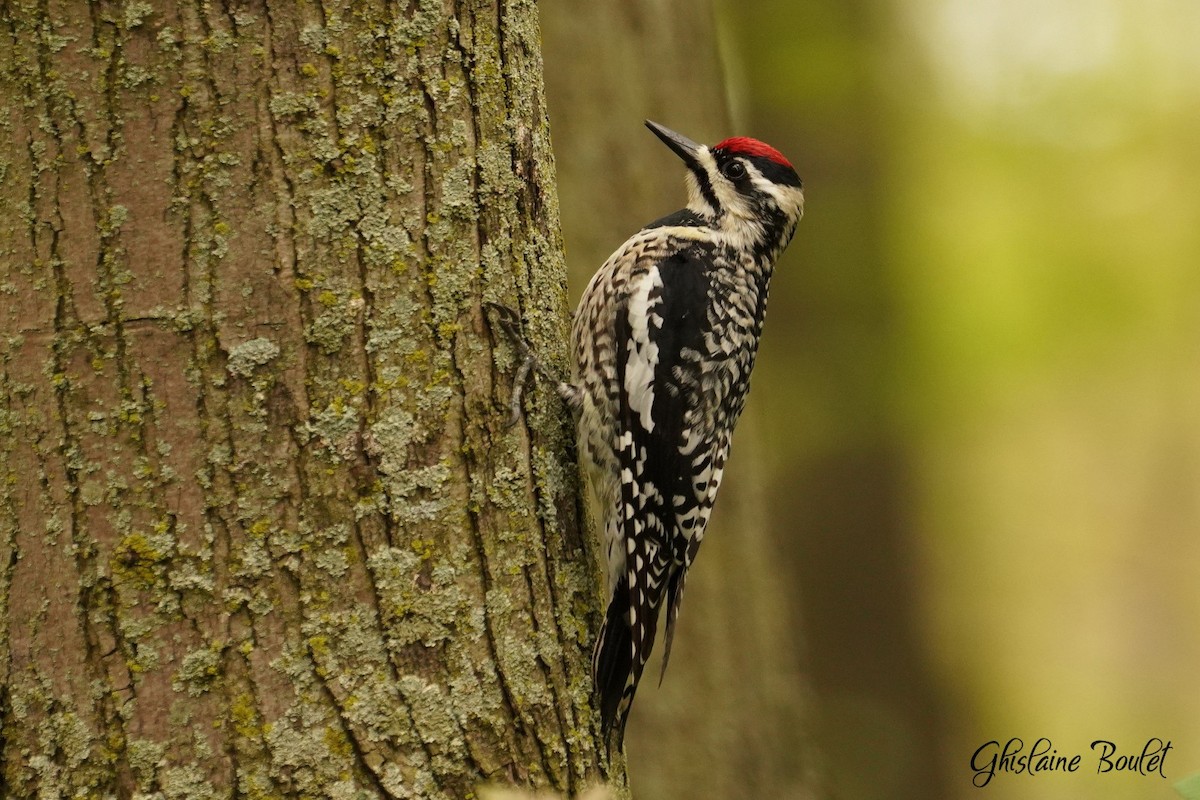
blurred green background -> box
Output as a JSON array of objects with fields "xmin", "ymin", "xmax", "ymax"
[{"xmin": 543, "ymin": 0, "xmax": 1200, "ymax": 797}]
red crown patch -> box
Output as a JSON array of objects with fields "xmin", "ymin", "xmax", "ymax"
[{"xmin": 713, "ymin": 137, "xmax": 793, "ymax": 169}]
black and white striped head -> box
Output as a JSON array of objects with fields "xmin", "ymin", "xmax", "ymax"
[{"xmin": 646, "ymin": 120, "xmax": 805, "ymax": 259}]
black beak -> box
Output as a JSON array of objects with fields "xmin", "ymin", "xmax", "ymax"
[{"xmin": 645, "ymin": 120, "xmax": 704, "ymax": 170}]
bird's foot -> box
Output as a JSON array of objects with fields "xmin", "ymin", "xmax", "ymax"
[{"xmin": 484, "ymin": 302, "xmax": 576, "ymax": 426}]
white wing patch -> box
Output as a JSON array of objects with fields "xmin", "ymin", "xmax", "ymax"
[{"xmin": 623, "ymin": 267, "xmax": 664, "ymax": 434}]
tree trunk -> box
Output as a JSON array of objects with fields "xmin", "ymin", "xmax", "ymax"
[{"xmin": 0, "ymin": 1, "xmax": 616, "ymax": 798}]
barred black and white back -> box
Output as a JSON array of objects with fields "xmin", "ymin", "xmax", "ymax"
[{"xmin": 565, "ymin": 122, "xmax": 804, "ymax": 743}]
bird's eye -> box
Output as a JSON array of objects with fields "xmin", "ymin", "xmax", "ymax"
[{"xmin": 722, "ymin": 160, "xmax": 746, "ymax": 180}]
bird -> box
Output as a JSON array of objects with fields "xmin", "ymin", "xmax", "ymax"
[{"xmin": 490, "ymin": 120, "xmax": 804, "ymax": 745}]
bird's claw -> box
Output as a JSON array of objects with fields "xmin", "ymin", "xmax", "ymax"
[{"xmin": 484, "ymin": 302, "xmax": 538, "ymax": 427}]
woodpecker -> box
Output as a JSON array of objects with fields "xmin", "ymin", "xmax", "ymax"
[
  {"xmin": 567, "ymin": 121, "xmax": 804, "ymax": 743},
  {"xmin": 488, "ymin": 121, "xmax": 803, "ymax": 744}
]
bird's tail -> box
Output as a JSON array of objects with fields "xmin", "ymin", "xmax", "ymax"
[{"xmin": 593, "ymin": 575, "xmax": 642, "ymax": 746}]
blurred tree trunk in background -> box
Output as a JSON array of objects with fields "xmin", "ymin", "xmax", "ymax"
[
  {"xmin": 0, "ymin": 1, "xmax": 618, "ymax": 798},
  {"xmin": 719, "ymin": 2, "xmax": 953, "ymax": 798},
  {"xmin": 542, "ymin": 4, "xmax": 823, "ymax": 799}
]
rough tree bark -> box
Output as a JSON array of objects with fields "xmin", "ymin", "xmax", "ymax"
[{"xmin": 0, "ymin": 1, "xmax": 617, "ymax": 798}]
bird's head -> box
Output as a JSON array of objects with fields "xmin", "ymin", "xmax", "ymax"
[{"xmin": 646, "ymin": 120, "xmax": 804, "ymax": 259}]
